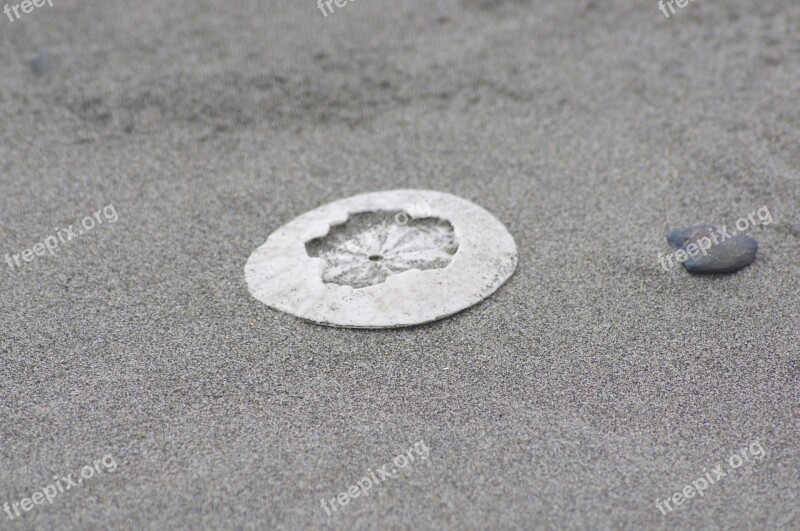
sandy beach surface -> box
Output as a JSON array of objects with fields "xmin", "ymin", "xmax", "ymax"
[{"xmin": 1, "ymin": 0, "xmax": 798, "ymax": 528}]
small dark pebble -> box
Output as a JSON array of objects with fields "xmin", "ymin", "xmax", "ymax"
[
  {"xmin": 666, "ymin": 224, "xmax": 758, "ymax": 274},
  {"xmin": 30, "ymin": 52, "xmax": 52, "ymax": 76}
]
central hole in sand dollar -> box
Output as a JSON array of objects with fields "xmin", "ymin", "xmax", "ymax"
[{"xmin": 305, "ymin": 210, "xmax": 458, "ymax": 289}]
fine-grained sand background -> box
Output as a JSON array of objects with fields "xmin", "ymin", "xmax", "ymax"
[{"xmin": 1, "ymin": 0, "xmax": 798, "ymax": 529}]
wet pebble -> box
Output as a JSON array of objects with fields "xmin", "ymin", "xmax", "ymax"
[{"xmin": 667, "ymin": 224, "xmax": 758, "ymax": 274}]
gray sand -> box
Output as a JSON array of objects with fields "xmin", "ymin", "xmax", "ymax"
[{"xmin": 1, "ymin": 0, "xmax": 798, "ymax": 529}]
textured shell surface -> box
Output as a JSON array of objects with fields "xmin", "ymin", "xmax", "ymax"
[{"xmin": 244, "ymin": 189, "xmax": 518, "ymax": 328}]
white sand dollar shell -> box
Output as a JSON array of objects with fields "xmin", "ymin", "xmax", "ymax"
[{"xmin": 245, "ymin": 189, "xmax": 517, "ymax": 328}]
